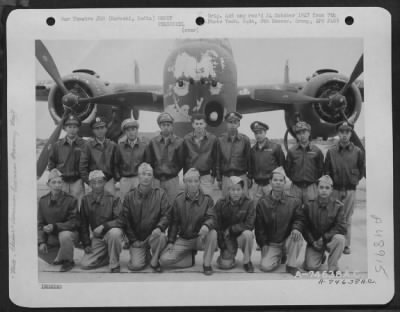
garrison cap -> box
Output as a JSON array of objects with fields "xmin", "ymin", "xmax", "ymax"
[
  {"xmin": 229, "ymin": 176, "xmax": 244, "ymax": 186},
  {"xmin": 138, "ymin": 162, "xmax": 153, "ymax": 175},
  {"xmin": 90, "ymin": 116, "xmax": 107, "ymax": 129},
  {"xmin": 250, "ymin": 121, "xmax": 269, "ymax": 132},
  {"xmin": 63, "ymin": 114, "xmax": 81, "ymax": 127},
  {"xmin": 272, "ymin": 166, "xmax": 287, "ymax": 178},
  {"xmin": 48, "ymin": 168, "xmax": 63, "ymax": 182},
  {"xmin": 184, "ymin": 168, "xmax": 200, "ymax": 180},
  {"xmin": 293, "ymin": 121, "xmax": 311, "ymax": 133},
  {"xmin": 121, "ymin": 118, "xmax": 139, "ymax": 131},
  {"xmin": 337, "ymin": 121, "xmax": 354, "ymax": 131},
  {"xmin": 89, "ymin": 170, "xmax": 105, "ymax": 181},
  {"xmin": 318, "ymin": 175, "xmax": 333, "ymax": 186},
  {"xmin": 224, "ymin": 111, "xmax": 242, "ymax": 122},
  {"xmin": 157, "ymin": 112, "xmax": 174, "ymax": 125}
]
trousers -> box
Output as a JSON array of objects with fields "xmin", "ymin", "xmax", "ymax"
[
  {"xmin": 62, "ymin": 179, "xmax": 85, "ymax": 203},
  {"xmin": 304, "ymin": 234, "xmax": 345, "ymax": 271},
  {"xmin": 217, "ymin": 230, "xmax": 254, "ymax": 269},
  {"xmin": 260, "ymin": 236, "xmax": 303, "ymax": 272},
  {"xmin": 128, "ymin": 231, "xmax": 168, "ymax": 271},
  {"xmin": 153, "ymin": 176, "xmax": 180, "ymax": 203},
  {"xmin": 160, "ymin": 230, "xmax": 218, "ymax": 268},
  {"xmin": 40, "ymin": 231, "xmax": 78, "ymax": 263},
  {"xmin": 332, "ymin": 190, "xmax": 355, "ymax": 247},
  {"xmin": 250, "ymin": 183, "xmax": 272, "ymax": 204},
  {"xmin": 289, "ymin": 183, "xmax": 318, "ymax": 204},
  {"xmin": 80, "ymin": 228, "xmax": 124, "ymax": 270},
  {"xmin": 199, "ymin": 174, "xmax": 215, "ymax": 196},
  {"xmin": 119, "ymin": 176, "xmax": 139, "ymax": 201}
]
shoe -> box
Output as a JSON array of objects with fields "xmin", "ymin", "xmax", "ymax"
[
  {"xmin": 52, "ymin": 259, "xmax": 64, "ymax": 265},
  {"xmin": 343, "ymin": 247, "xmax": 351, "ymax": 255},
  {"xmin": 286, "ymin": 265, "xmax": 303, "ymax": 276},
  {"xmin": 203, "ymin": 265, "xmax": 213, "ymax": 276},
  {"xmin": 244, "ymin": 261, "xmax": 254, "ymax": 273},
  {"xmin": 60, "ymin": 260, "xmax": 74, "ymax": 272},
  {"xmin": 110, "ymin": 266, "xmax": 120, "ymax": 273},
  {"xmin": 150, "ymin": 262, "xmax": 162, "ymax": 273},
  {"xmin": 281, "ymin": 254, "xmax": 287, "ymax": 264}
]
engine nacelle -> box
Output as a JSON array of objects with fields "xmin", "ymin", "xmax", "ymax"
[
  {"xmin": 48, "ymin": 72, "xmax": 109, "ymax": 125},
  {"xmin": 285, "ymin": 72, "xmax": 363, "ymax": 139}
]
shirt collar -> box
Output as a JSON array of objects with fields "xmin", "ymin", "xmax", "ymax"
[
  {"xmin": 269, "ymin": 191, "xmax": 287, "ymax": 203},
  {"xmin": 124, "ymin": 137, "xmax": 139, "ymax": 147},
  {"xmin": 256, "ymin": 138, "xmax": 270, "ymax": 150},
  {"xmin": 158, "ymin": 134, "xmax": 175, "ymax": 143},
  {"xmin": 93, "ymin": 137, "xmax": 107, "ymax": 147},
  {"xmin": 317, "ymin": 196, "xmax": 332, "ymax": 208},
  {"xmin": 63, "ymin": 136, "xmax": 78, "ymax": 145},
  {"xmin": 89, "ymin": 191, "xmax": 104, "ymax": 205},
  {"xmin": 49, "ymin": 191, "xmax": 64, "ymax": 205},
  {"xmin": 339, "ymin": 142, "xmax": 353, "ymax": 151},
  {"xmin": 296, "ymin": 143, "xmax": 311, "ymax": 151},
  {"xmin": 137, "ymin": 185, "xmax": 154, "ymax": 198},
  {"xmin": 227, "ymin": 133, "xmax": 240, "ymax": 142},
  {"xmin": 191, "ymin": 131, "xmax": 208, "ymax": 141},
  {"xmin": 186, "ymin": 190, "xmax": 201, "ymax": 202}
]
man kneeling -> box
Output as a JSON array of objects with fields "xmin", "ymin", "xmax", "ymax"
[
  {"xmin": 80, "ymin": 170, "xmax": 124, "ymax": 273},
  {"xmin": 160, "ymin": 168, "xmax": 218, "ymax": 275},
  {"xmin": 303, "ymin": 175, "xmax": 346, "ymax": 273},
  {"xmin": 255, "ymin": 167, "xmax": 305, "ymax": 276},
  {"xmin": 215, "ymin": 176, "xmax": 256, "ymax": 273},
  {"xmin": 117, "ymin": 163, "xmax": 171, "ymax": 272}
]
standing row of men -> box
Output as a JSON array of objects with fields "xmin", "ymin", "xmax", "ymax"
[{"xmin": 41, "ymin": 110, "xmax": 365, "ymax": 272}]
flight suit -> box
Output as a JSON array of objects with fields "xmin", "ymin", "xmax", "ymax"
[
  {"xmin": 215, "ymin": 196, "xmax": 256, "ymax": 269},
  {"xmin": 79, "ymin": 191, "xmax": 123, "ymax": 270},
  {"xmin": 115, "ymin": 138, "xmax": 147, "ymax": 200},
  {"xmin": 324, "ymin": 142, "xmax": 365, "ymax": 248},
  {"xmin": 38, "ymin": 191, "xmax": 80, "ymax": 264},
  {"xmin": 255, "ymin": 192, "xmax": 304, "ymax": 272},
  {"xmin": 302, "ymin": 196, "xmax": 346, "ymax": 271},
  {"xmin": 48, "ymin": 136, "xmax": 86, "ymax": 201},
  {"xmin": 116, "ymin": 187, "xmax": 171, "ymax": 270},
  {"xmin": 79, "ymin": 138, "xmax": 118, "ymax": 195},
  {"xmin": 160, "ymin": 191, "xmax": 217, "ymax": 268},
  {"xmin": 216, "ymin": 133, "xmax": 251, "ymax": 198},
  {"xmin": 248, "ymin": 139, "xmax": 285, "ymax": 203},
  {"xmin": 285, "ymin": 143, "xmax": 324, "ymax": 203},
  {"xmin": 182, "ymin": 131, "xmax": 218, "ymax": 196},
  {"xmin": 145, "ymin": 134, "xmax": 184, "ymax": 202}
]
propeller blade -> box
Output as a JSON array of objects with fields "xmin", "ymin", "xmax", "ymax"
[
  {"xmin": 253, "ymin": 89, "xmax": 330, "ymax": 105},
  {"xmin": 35, "ymin": 40, "xmax": 69, "ymax": 95},
  {"xmin": 78, "ymin": 91, "xmax": 156, "ymax": 107},
  {"xmin": 340, "ymin": 54, "xmax": 364, "ymax": 95},
  {"xmin": 36, "ymin": 122, "xmax": 63, "ymax": 179}
]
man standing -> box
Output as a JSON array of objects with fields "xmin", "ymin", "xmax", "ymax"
[
  {"xmin": 48, "ymin": 114, "xmax": 86, "ymax": 200},
  {"xmin": 255, "ymin": 167, "xmax": 304, "ymax": 276},
  {"xmin": 182, "ymin": 114, "xmax": 218, "ymax": 196},
  {"xmin": 117, "ymin": 163, "xmax": 170, "ymax": 272},
  {"xmin": 38, "ymin": 169, "xmax": 80, "ymax": 272},
  {"xmin": 324, "ymin": 121, "xmax": 365, "ymax": 254},
  {"xmin": 146, "ymin": 112, "xmax": 184, "ymax": 202},
  {"xmin": 217, "ymin": 112, "xmax": 251, "ymax": 198},
  {"xmin": 303, "ymin": 175, "xmax": 346, "ymax": 272},
  {"xmin": 285, "ymin": 121, "xmax": 324, "ymax": 204},
  {"xmin": 160, "ymin": 168, "xmax": 218, "ymax": 275},
  {"xmin": 215, "ymin": 176, "xmax": 256, "ymax": 273},
  {"xmin": 115, "ymin": 118, "xmax": 147, "ymax": 200},
  {"xmin": 80, "ymin": 170, "xmax": 124, "ymax": 273},
  {"xmin": 79, "ymin": 116, "xmax": 118, "ymax": 195},
  {"xmin": 248, "ymin": 121, "xmax": 285, "ymax": 203}
]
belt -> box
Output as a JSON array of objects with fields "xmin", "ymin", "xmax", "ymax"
[
  {"xmin": 122, "ymin": 174, "xmax": 138, "ymax": 178},
  {"xmin": 62, "ymin": 176, "xmax": 81, "ymax": 183},
  {"xmin": 255, "ymin": 179, "xmax": 269, "ymax": 186},
  {"xmin": 333, "ymin": 185, "xmax": 356, "ymax": 191},
  {"xmin": 293, "ymin": 181, "xmax": 315, "ymax": 188},
  {"xmin": 157, "ymin": 174, "xmax": 177, "ymax": 182},
  {"xmin": 223, "ymin": 170, "xmax": 246, "ymax": 177}
]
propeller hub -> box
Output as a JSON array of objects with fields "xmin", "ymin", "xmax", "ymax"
[
  {"xmin": 62, "ymin": 93, "xmax": 79, "ymax": 110},
  {"xmin": 329, "ymin": 93, "xmax": 347, "ymax": 110}
]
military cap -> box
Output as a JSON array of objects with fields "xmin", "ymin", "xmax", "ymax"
[
  {"xmin": 121, "ymin": 118, "xmax": 139, "ymax": 131},
  {"xmin": 337, "ymin": 121, "xmax": 354, "ymax": 131},
  {"xmin": 157, "ymin": 112, "xmax": 174, "ymax": 125},
  {"xmin": 184, "ymin": 168, "xmax": 200, "ymax": 180},
  {"xmin": 192, "ymin": 113, "xmax": 207, "ymax": 121},
  {"xmin": 90, "ymin": 116, "xmax": 107, "ymax": 129},
  {"xmin": 293, "ymin": 121, "xmax": 311, "ymax": 133},
  {"xmin": 64, "ymin": 114, "xmax": 81, "ymax": 127},
  {"xmin": 230, "ymin": 176, "xmax": 243, "ymax": 185},
  {"xmin": 138, "ymin": 162, "xmax": 153, "ymax": 175},
  {"xmin": 224, "ymin": 111, "xmax": 242, "ymax": 122},
  {"xmin": 272, "ymin": 166, "xmax": 287, "ymax": 178},
  {"xmin": 89, "ymin": 170, "xmax": 105, "ymax": 181},
  {"xmin": 250, "ymin": 121, "xmax": 269, "ymax": 132},
  {"xmin": 48, "ymin": 168, "xmax": 63, "ymax": 182},
  {"xmin": 318, "ymin": 175, "xmax": 333, "ymax": 186}
]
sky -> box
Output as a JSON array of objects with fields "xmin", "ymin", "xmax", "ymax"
[{"xmin": 36, "ymin": 38, "xmax": 364, "ymax": 139}]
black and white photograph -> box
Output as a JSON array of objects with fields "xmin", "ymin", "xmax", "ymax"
[{"xmin": 7, "ymin": 7, "xmax": 393, "ymax": 307}]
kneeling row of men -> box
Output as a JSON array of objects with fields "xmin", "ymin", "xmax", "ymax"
[{"xmin": 38, "ymin": 164, "xmax": 346, "ymax": 276}]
